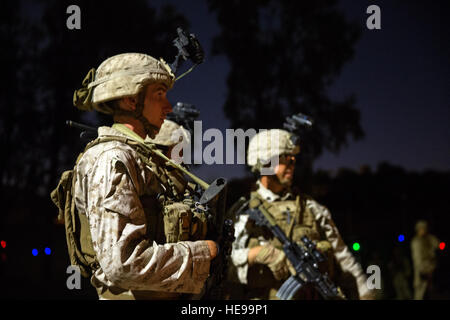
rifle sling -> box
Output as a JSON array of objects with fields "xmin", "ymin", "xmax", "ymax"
[{"xmin": 287, "ymin": 195, "xmax": 301, "ymax": 239}]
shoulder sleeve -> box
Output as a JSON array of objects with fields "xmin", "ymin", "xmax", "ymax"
[
  {"xmin": 230, "ymin": 213, "xmax": 251, "ymax": 284},
  {"xmin": 85, "ymin": 147, "xmax": 211, "ymax": 294},
  {"xmin": 308, "ymin": 199, "xmax": 374, "ymax": 299}
]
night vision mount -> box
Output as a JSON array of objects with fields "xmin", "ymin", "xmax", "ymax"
[
  {"xmin": 283, "ymin": 112, "xmax": 314, "ymax": 145},
  {"xmin": 170, "ymin": 27, "xmax": 205, "ymax": 80}
]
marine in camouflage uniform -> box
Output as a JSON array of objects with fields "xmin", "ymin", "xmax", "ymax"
[
  {"xmin": 63, "ymin": 53, "xmax": 218, "ymax": 299},
  {"xmin": 145, "ymin": 119, "xmax": 191, "ymax": 160},
  {"xmin": 228, "ymin": 129, "xmax": 374, "ymax": 300},
  {"xmin": 411, "ymin": 220, "xmax": 439, "ymax": 300}
]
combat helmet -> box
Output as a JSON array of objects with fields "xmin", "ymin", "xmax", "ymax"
[
  {"xmin": 73, "ymin": 53, "xmax": 175, "ymax": 138},
  {"xmin": 145, "ymin": 119, "xmax": 190, "ymax": 147},
  {"xmin": 247, "ymin": 129, "xmax": 300, "ymax": 173},
  {"xmin": 73, "ymin": 53, "xmax": 175, "ymax": 114}
]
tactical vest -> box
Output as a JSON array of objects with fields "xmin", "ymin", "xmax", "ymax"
[
  {"xmin": 245, "ymin": 191, "xmax": 334, "ymax": 300},
  {"xmin": 50, "ymin": 134, "xmax": 207, "ymax": 278}
]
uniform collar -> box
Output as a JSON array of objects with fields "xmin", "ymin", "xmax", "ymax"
[
  {"xmin": 256, "ymin": 180, "xmax": 293, "ymax": 203},
  {"xmin": 98, "ymin": 125, "xmax": 134, "ymax": 139}
]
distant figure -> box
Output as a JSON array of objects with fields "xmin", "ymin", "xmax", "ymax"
[
  {"xmin": 228, "ymin": 129, "xmax": 374, "ymax": 300},
  {"xmin": 389, "ymin": 246, "xmax": 412, "ymax": 300},
  {"xmin": 410, "ymin": 220, "xmax": 439, "ymax": 300}
]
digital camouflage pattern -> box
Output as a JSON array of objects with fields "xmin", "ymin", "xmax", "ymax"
[
  {"xmin": 230, "ymin": 181, "xmax": 373, "ymax": 299},
  {"xmin": 73, "ymin": 126, "xmax": 211, "ymax": 299},
  {"xmin": 145, "ymin": 119, "xmax": 190, "ymax": 147},
  {"xmin": 247, "ymin": 129, "xmax": 300, "ymax": 171},
  {"xmin": 74, "ymin": 53, "xmax": 175, "ymax": 115},
  {"xmin": 253, "ymin": 244, "xmax": 295, "ymax": 281}
]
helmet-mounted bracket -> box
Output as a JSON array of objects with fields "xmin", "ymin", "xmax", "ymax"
[
  {"xmin": 283, "ymin": 112, "xmax": 314, "ymax": 146},
  {"xmin": 170, "ymin": 27, "xmax": 205, "ymax": 81}
]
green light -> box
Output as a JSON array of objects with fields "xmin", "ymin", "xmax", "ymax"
[{"xmin": 352, "ymin": 242, "xmax": 360, "ymax": 251}]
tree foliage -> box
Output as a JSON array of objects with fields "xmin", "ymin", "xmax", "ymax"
[
  {"xmin": 0, "ymin": 0, "xmax": 188, "ymax": 221},
  {"xmin": 207, "ymin": 0, "xmax": 364, "ymax": 172}
]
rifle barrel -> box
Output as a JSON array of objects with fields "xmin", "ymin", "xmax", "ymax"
[{"xmin": 66, "ymin": 120, "xmax": 96, "ymax": 132}]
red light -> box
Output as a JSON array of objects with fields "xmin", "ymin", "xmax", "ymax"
[
  {"xmin": 0, "ymin": 240, "xmax": 6, "ymax": 249},
  {"xmin": 439, "ymin": 242, "xmax": 445, "ymax": 250}
]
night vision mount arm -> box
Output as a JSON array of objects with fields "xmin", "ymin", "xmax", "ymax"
[
  {"xmin": 170, "ymin": 27, "xmax": 205, "ymax": 80},
  {"xmin": 283, "ymin": 112, "xmax": 314, "ymax": 145}
]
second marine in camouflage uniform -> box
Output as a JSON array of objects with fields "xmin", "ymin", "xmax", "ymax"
[{"xmin": 229, "ymin": 129, "xmax": 374, "ymax": 300}]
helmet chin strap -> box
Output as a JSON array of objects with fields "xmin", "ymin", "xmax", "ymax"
[
  {"xmin": 113, "ymin": 95, "xmax": 160, "ymax": 139},
  {"xmin": 134, "ymin": 91, "xmax": 160, "ymax": 139},
  {"xmin": 136, "ymin": 113, "xmax": 160, "ymax": 139}
]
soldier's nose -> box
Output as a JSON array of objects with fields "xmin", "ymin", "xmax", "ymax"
[{"xmin": 165, "ymin": 100, "xmax": 173, "ymax": 114}]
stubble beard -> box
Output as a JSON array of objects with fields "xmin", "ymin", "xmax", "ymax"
[{"xmin": 275, "ymin": 174, "xmax": 293, "ymax": 189}]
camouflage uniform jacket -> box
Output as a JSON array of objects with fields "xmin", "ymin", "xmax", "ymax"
[
  {"xmin": 73, "ymin": 126, "xmax": 211, "ymax": 299},
  {"xmin": 411, "ymin": 233, "xmax": 439, "ymax": 299},
  {"xmin": 411, "ymin": 234, "xmax": 439, "ymax": 276},
  {"xmin": 231, "ymin": 181, "xmax": 372, "ymax": 299}
]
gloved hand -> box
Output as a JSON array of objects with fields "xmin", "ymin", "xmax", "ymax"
[
  {"xmin": 316, "ymin": 240, "xmax": 332, "ymax": 253},
  {"xmin": 254, "ymin": 245, "xmax": 296, "ymax": 280}
]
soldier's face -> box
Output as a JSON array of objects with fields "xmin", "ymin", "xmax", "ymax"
[
  {"xmin": 417, "ymin": 227, "xmax": 427, "ymax": 237},
  {"xmin": 142, "ymin": 82, "xmax": 172, "ymax": 129},
  {"xmin": 274, "ymin": 154, "xmax": 296, "ymax": 186}
]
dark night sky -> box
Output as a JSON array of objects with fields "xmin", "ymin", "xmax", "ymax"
[
  {"xmin": 150, "ymin": 0, "xmax": 449, "ymax": 182},
  {"xmin": 21, "ymin": 0, "xmax": 449, "ymax": 181},
  {"xmin": 323, "ymin": 0, "xmax": 449, "ymax": 173},
  {"xmin": 5, "ymin": 1, "xmax": 448, "ymax": 300}
]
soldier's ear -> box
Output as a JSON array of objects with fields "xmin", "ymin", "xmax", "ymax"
[{"xmin": 119, "ymin": 96, "xmax": 137, "ymax": 111}]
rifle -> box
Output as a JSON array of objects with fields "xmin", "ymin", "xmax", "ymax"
[
  {"xmin": 66, "ymin": 120, "xmax": 98, "ymax": 140},
  {"xmin": 66, "ymin": 120, "xmax": 208, "ymax": 189},
  {"xmin": 193, "ymin": 178, "xmax": 235, "ymax": 299},
  {"xmin": 111, "ymin": 123, "xmax": 234, "ymax": 299},
  {"xmin": 245, "ymin": 197, "xmax": 340, "ymax": 300},
  {"xmin": 66, "ymin": 120, "xmax": 234, "ymax": 298},
  {"xmin": 165, "ymin": 102, "xmax": 200, "ymax": 137}
]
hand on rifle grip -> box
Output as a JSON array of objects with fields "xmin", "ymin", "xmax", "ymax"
[{"xmin": 254, "ymin": 245, "xmax": 296, "ymax": 281}]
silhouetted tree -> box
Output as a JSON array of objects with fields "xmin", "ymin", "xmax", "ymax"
[
  {"xmin": 0, "ymin": 1, "xmax": 43, "ymax": 199},
  {"xmin": 39, "ymin": 0, "xmax": 189, "ymax": 198},
  {"xmin": 0, "ymin": 0, "xmax": 191, "ymax": 299},
  {"xmin": 0, "ymin": 0, "xmax": 189, "ymax": 224},
  {"xmin": 207, "ymin": 0, "xmax": 364, "ymax": 185}
]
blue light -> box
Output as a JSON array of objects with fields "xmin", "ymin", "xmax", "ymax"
[
  {"xmin": 398, "ymin": 234, "xmax": 405, "ymax": 242},
  {"xmin": 44, "ymin": 247, "xmax": 51, "ymax": 255},
  {"xmin": 32, "ymin": 249, "xmax": 38, "ymax": 256}
]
